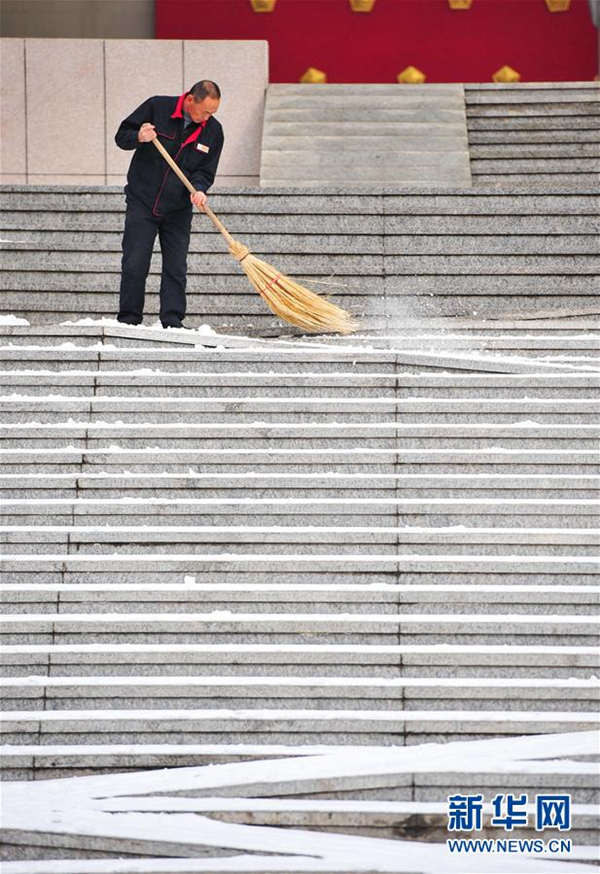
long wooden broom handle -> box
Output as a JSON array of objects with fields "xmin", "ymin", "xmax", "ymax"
[{"xmin": 151, "ymin": 136, "xmax": 234, "ymax": 248}]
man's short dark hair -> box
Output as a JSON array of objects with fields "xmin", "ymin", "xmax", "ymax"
[{"xmin": 190, "ymin": 80, "xmax": 221, "ymax": 101}]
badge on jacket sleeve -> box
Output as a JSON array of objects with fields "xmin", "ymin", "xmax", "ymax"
[{"xmin": 196, "ymin": 143, "xmax": 210, "ymax": 153}]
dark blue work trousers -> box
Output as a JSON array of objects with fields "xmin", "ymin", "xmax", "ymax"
[{"xmin": 118, "ymin": 193, "xmax": 192, "ymax": 325}]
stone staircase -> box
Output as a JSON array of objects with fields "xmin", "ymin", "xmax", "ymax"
[
  {"xmin": 465, "ymin": 82, "xmax": 600, "ymax": 188},
  {"xmin": 0, "ymin": 313, "xmax": 599, "ymax": 865},
  {"xmin": 259, "ymin": 82, "xmax": 599, "ymax": 189},
  {"xmin": 260, "ymin": 84, "xmax": 472, "ymax": 187},
  {"xmin": 1, "ymin": 185, "xmax": 598, "ymax": 332},
  {"xmin": 1, "ymin": 170, "xmax": 599, "ymax": 863}
]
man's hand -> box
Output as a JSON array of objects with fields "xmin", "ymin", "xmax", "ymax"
[
  {"xmin": 191, "ymin": 191, "xmax": 207, "ymax": 210},
  {"xmin": 137, "ymin": 123, "xmax": 157, "ymax": 143}
]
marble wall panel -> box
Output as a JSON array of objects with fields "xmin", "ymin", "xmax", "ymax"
[
  {"xmin": 184, "ymin": 41, "xmax": 268, "ymax": 184},
  {"xmin": 25, "ymin": 39, "xmax": 105, "ymax": 177},
  {"xmin": 106, "ymin": 39, "xmax": 183, "ymax": 178},
  {"xmin": 1, "ymin": 39, "xmax": 26, "ymax": 175},
  {"xmin": 0, "ymin": 38, "xmax": 268, "ymax": 186}
]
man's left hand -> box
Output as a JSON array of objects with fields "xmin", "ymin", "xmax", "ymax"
[{"xmin": 191, "ymin": 191, "xmax": 207, "ymax": 210}]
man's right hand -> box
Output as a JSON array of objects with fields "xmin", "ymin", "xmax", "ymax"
[{"xmin": 137, "ymin": 123, "xmax": 157, "ymax": 143}]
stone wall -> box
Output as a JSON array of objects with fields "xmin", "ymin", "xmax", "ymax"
[{"xmin": 0, "ymin": 38, "xmax": 268, "ymax": 187}]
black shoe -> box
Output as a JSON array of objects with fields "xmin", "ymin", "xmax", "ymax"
[
  {"xmin": 117, "ymin": 316, "xmax": 142, "ymax": 326},
  {"xmin": 161, "ymin": 318, "xmax": 184, "ymax": 329}
]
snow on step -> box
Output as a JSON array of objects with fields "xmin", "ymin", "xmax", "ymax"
[{"xmin": 2, "ymin": 730, "xmax": 600, "ymax": 866}]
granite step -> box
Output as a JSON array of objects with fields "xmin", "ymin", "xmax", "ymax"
[
  {"xmin": 464, "ymin": 83, "xmax": 600, "ymax": 187},
  {"xmin": 3, "ymin": 372, "xmax": 599, "ymax": 400},
  {"xmin": 0, "ymin": 347, "xmax": 404, "ymax": 374},
  {"xmin": 4, "ymin": 269, "xmax": 598, "ymax": 293},
  {"xmin": 1, "ymin": 610, "xmax": 596, "ymax": 646},
  {"xmin": 2, "ymin": 397, "xmax": 598, "ymax": 426},
  {"xmin": 264, "ymin": 135, "xmax": 469, "ymax": 152},
  {"xmin": 470, "ymin": 157, "xmax": 599, "ymax": 175},
  {"xmin": 2, "ymin": 582, "xmax": 596, "ymax": 613},
  {"xmin": 2, "ymin": 318, "xmax": 599, "ymax": 339},
  {"xmin": 290, "ymin": 334, "xmax": 600, "ymax": 355},
  {"xmin": 4, "ymin": 553, "xmax": 597, "ymax": 578},
  {"xmin": 2, "ymin": 472, "xmax": 598, "ymax": 502},
  {"xmin": 5, "ymin": 497, "xmax": 597, "ymax": 529},
  {"xmin": 2, "ymin": 643, "xmax": 595, "ymax": 680},
  {"xmin": 3, "ymin": 423, "xmax": 598, "ymax": 452},
  {"xmin": 32, "ymin": 227, "xmax": 600, "ymax": 257},
  {"xmin": 9, "ymin": 297, "xmax": 596, "ymax": 325},
  {"xmin": 470, "ymin": 130, "xmax": 600, "ymax": 144},
  {"xmin": 6, "ymin": 250, "xmax": 598, "ymax": 277},
  {"xmin": 2, "ymin": 526, "xmax": 597, "ymax": 556},
  {"xmin": 464, "ymin": 83, "xmax": 599, "ymax": 102},
  {"xmin": 1, "ymin": 707, "xmax": 596, "ymax": 747},
  {"xmin": 2, "ymin": 447, "xmax": 599, "ymax": 476},
  {"xmin": 465, "ymin": 103, "xmax": 599, "ymax": 117},
  {"xmin": 266, "ymin": 83, "xmax": 467, "ymax": 99},
  {"xmin": 3, "ymin": 344, "xmax": 598, "ymax": 375},
  {"xmin": 0, "ymin": 316, "xmax": 600, "ymax": 334},
  {"xmin": 3, "ymin": 186, "xmax": 597, "ymax": 210},
  {"xmin": 1, "ymin": 250, "xmax": 388, "ymax": 273},
  {"xmin": 2, "ymin": 675, "xmax": 597, "ymax": 714},
  {"xmin": 470, "ymin": 144, "xmax": 600, "ymax": 159}
]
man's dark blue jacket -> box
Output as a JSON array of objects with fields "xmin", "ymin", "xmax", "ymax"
[{"xmin": 115, "ymin": 92, "xmax": 224, "ymax": 215}]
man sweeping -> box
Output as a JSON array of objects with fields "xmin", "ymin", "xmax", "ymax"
[{"xmin": 115, "ymin": 80, "xmax": 224, "ymax": 329}]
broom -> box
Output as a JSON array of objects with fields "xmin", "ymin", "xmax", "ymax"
[{"xmin": 152, "ymin": 138, "xmax": 358, "ymax": 335}]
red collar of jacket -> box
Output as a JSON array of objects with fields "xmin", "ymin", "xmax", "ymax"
[
  {"xmin": 171, "ymin": 92, "xmax": 187, "ymax": 119},
  {"xmin": 171, "ymin": 92, "xmax": 208, "ymax": 147}
]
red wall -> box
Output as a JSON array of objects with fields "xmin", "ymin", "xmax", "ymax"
[{"xmin": 156, "ymin": 0, "xmax": 598, "ymax": 83}]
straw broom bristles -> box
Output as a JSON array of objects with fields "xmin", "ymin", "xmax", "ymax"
[
  {"xmin": 226, "ymin": 238, "xmax": 358, "ymax": 335},
  {"xmin": 152, "ymin": 138, "xmax": 358, "ymax": 335}
]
